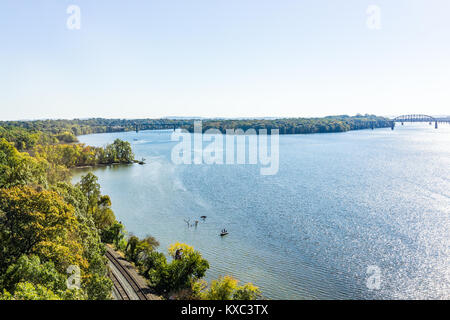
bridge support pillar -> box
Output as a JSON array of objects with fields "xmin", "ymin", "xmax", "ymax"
[{"xmin": 435, "ymin": 121, "xmax": 438, "ymax": 129}]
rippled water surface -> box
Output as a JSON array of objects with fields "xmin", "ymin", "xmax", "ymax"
[{"xmin": 73, "ymin": 124, "xmax": 450, "ymax": 299}]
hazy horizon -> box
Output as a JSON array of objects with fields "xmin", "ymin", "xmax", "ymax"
[{"xmin": 3, "ymin": 113, "xmax": 450, "ymax": 123}]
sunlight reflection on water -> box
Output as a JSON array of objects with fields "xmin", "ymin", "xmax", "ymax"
[{"xmin": 73, "ymin": 124, "xmax": 450, "ymax": 299}]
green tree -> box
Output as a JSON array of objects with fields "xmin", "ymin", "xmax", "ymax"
[
  {"xmin": 0, "ymin": 282, "xmax": 61, "ymax": 300},
  {"xmin": 147, "ymin": 243, "xmax": 209, "ymax": 295},
  {"xmin": 125, "ymin": 235, "xmax": 159, "ymax": 265},
  {"xmin": 0, "ymin": 255, "xmax": 66, "ymax": 294},
  {"xmin": 104, "ymin": 139, "xmax": 134, "ymax": 164},
  {"xmin": 77, "ymin": 172, "xmax": 101, "ymax": 212},
  {"xmin": 83, "ymin": 273, "xmax": 113, "ymax": 300},
  {"xmin": 101, "ymin": 222, "xmax": 125, "ymax": 248},
  {"xmin": 56, "ymin": 131, "xmax": 78, "ymax": 143},
  {"xmin": 76, "ymin": 173, "xmax": 116, "ymax": 231},
  {"xmin": 0, "ymin": 138, "xmax": 48, "ymax": 188},
  {"xmin": 94, "ymin": 195, "xmax": 116, "ymax": 230}
]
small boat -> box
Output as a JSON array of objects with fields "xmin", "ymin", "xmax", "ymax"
[
  {"xmin": 220, "ymin": 230, "xmax": 229, "ymax": 236},
  {"xmin": 200, "ymin": 215, "xmax": 207, "ymax": 220}
]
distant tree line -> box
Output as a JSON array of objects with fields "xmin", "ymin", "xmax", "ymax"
[
  {"xmin": 1, "ymin": 115, "xmax": 391, "ymax": 151},
  {"xmin": 0, "ymin": 125, "xmax": 77, "ymax": 151},
  {"xmin": 0, "ymin": 119, "xmax": 192, "ymax": 148},
  {"xmin": 182, "ymin": 115, "xmax": 392, "ymax": 134}
]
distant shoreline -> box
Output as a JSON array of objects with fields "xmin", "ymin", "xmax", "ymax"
[{"xmin": 1, "ymin": 115, "xmax": 392, "ymax": 138}]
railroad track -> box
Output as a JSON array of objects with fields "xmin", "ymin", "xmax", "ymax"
[
  {"xmin": 106, "ymin": 249, "xmax": 148, "ymax": 300},
  {"xmin": 109, "ymin": 266, "xmax": 131, "ymax": 300}
]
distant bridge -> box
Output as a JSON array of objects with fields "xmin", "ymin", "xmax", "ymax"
[{"xmin": 390, "ymin": 114, "xmax": 450, "ymax": 130}]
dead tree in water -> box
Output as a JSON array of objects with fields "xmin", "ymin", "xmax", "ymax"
[{"xmin": 184, "ymin": 219, "xmax": 199, "ymax": 228}]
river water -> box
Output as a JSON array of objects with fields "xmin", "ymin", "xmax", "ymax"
[{"xmin": 72, "ymin": 124, "xmax": 450, "ymax": 299}]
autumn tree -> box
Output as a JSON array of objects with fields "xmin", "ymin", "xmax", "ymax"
[
  {"xmin": 194, "ymin": 276, "xmax": 261, "ymax": 300},
  {"xmin": 51, "ymin": 182, "xmax": 113, "ymax": 300},
  {"xmin": 0, "ymin": 186, "xmax": 86, "ymax": 272}
]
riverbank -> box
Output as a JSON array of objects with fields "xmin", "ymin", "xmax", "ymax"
[
  {"xmin": 1, "ymin": 115, "xmax": 392, "ymax": 142},
  {"xmin": 69, "ymin": 161, "xmax": 139, "ymax": 170}
]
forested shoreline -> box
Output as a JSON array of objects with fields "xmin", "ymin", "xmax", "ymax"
[
  {"xmin": 1, "ymin": 115, "xmax": 391, "ymax": 144},
  {"xmin": 0, "ymin": 120, "xmax": 261, "ymax": 300},
  {"xmin": 183, "ymin": 115, "xmax": 392, "ymax": 134}
]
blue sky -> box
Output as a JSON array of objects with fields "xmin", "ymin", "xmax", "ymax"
[{"xmin": 0, "ymin": 0, "xmax": 449, "ymax": 120}]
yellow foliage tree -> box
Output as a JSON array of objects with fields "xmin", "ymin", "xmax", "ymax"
[
  {"xmin": 0, "ymin": 186, "xmax": 88, "ymax": 272},
  {"xmin": 195, "ymin": 275, "xmax": 261, "ymax": 300},
  {"xmin": 168, "ymin": 242, "xmax": 195, "ymax": 259}
]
